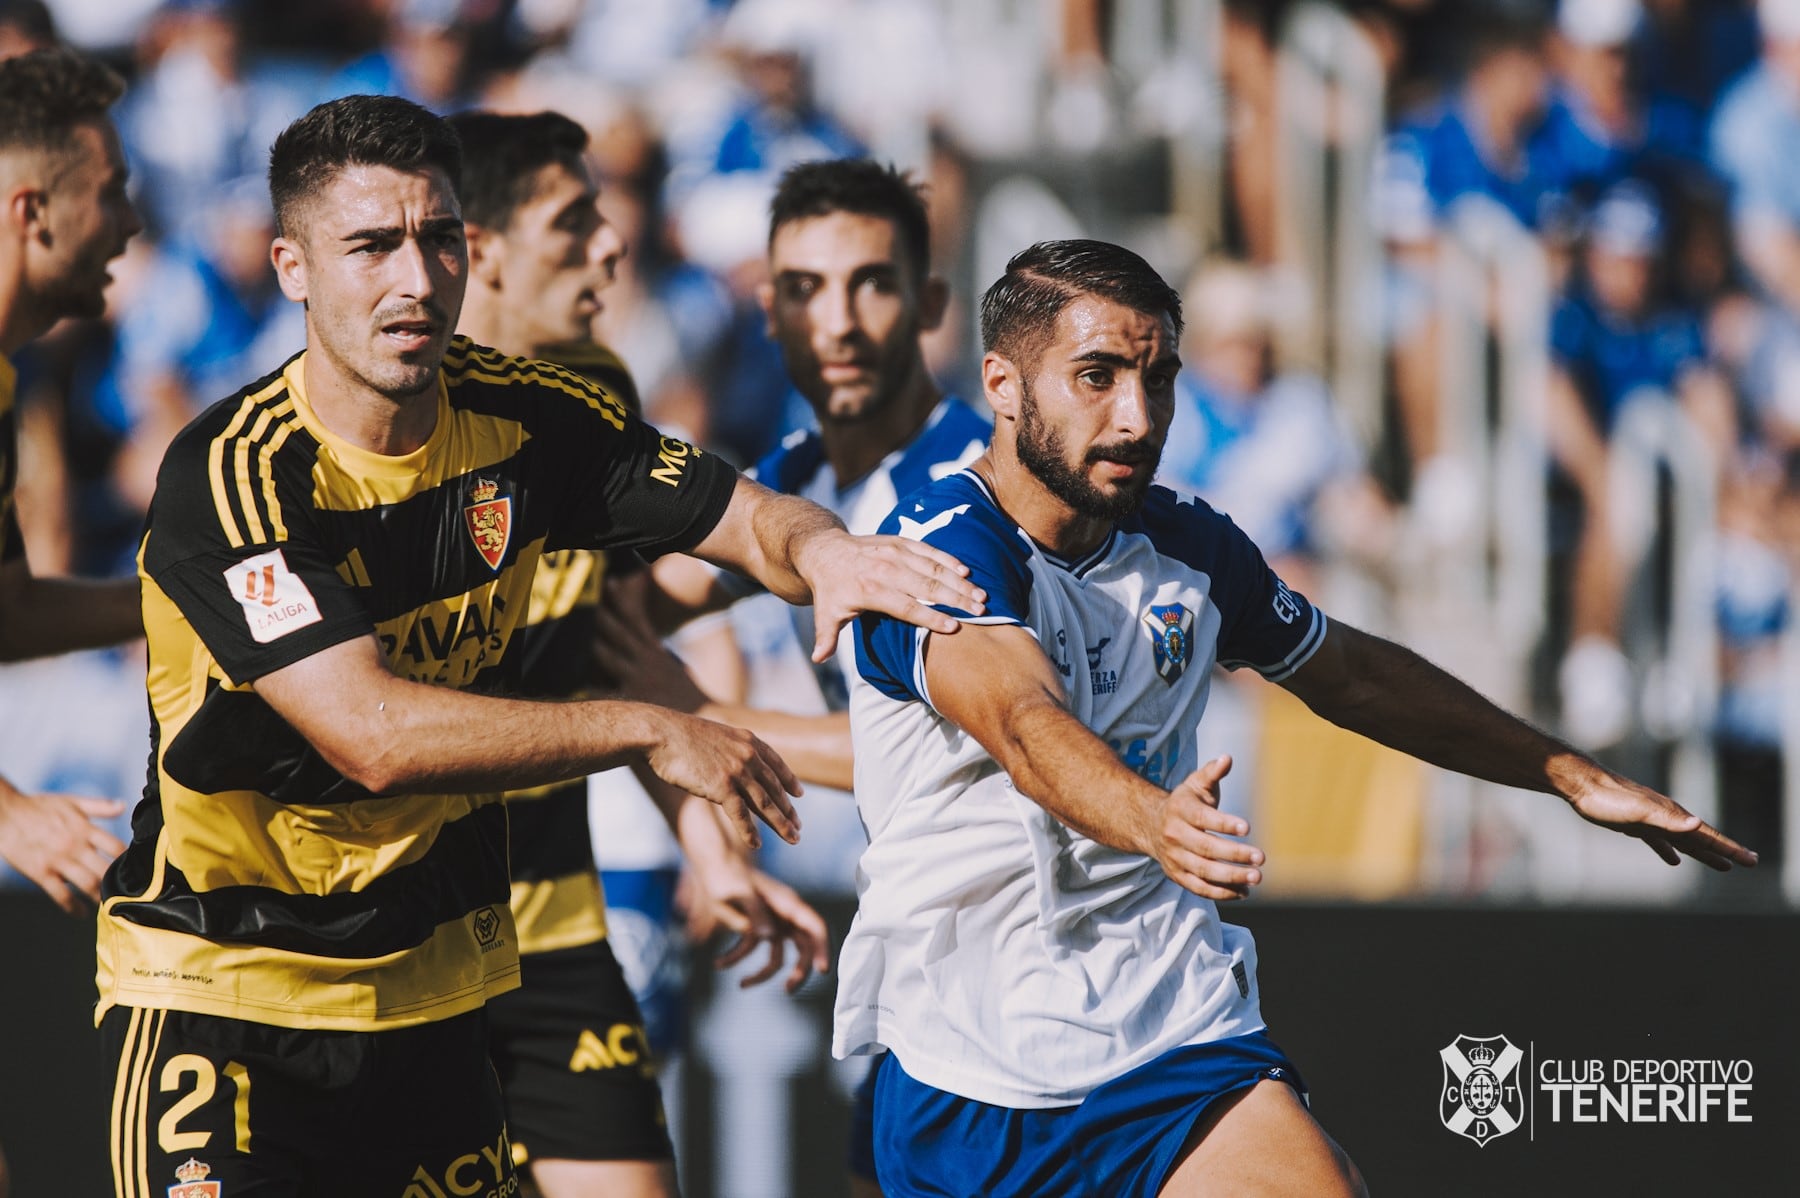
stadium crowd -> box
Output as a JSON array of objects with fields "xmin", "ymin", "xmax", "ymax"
[{"xmin": 0, "ymin": 0, "xmax": 1792, "ymax": 923}]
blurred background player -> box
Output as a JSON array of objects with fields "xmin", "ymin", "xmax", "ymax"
[
  {"xmin": 642, "ymin": 156, "xmax": 989, "ymax": 1197},
  {"xmin": 449, "ymin": 107, "xmax": 832, "ymax": 1198},
  {"xmin": 0, "ymin": 44, "xmax": 141, "ymax": 1198}
]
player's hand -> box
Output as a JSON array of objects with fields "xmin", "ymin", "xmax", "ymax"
[
  {"xmin": 684, "ymin": 858, "xmax": 832, "ymax": 994},
  {"xmin": 0, "ymin": 782, "xmax": 127, "ymax": 914},
  {"xmin": 1566, "ymin": 771, "xmax": 1757, "ymax": 870},
  {"xmin": 642, "ymin": 710, "xmax": 802, "ymax": 849},
  {"xmin": 793, "ymin": 528, "xmax": 985, "ymax": 663},
  {"xmin": 1150, "ymin": 756, "xmax": 1266, "ymax": 902}
]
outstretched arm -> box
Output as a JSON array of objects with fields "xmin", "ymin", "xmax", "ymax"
[
  {"xmin": 1279, "ymin": 622, "xmax": 1757, "ymax": 869},
  {"xmin": 254, "ymin": 634, "xmax": 803, "ymax": 845},
  {"xmin": 923, "ymin": 619, "xmax": 1264, "ymax": 901},
  {"xmin": 688, "ymin": 476, "xmax": 986, "ymax": 662},
  {"xmin": 0, "ymin": 559, "xmax": 140, "ymax": 661}
]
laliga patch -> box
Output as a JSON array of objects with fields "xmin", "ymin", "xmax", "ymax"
[
  {"xmin": 225, "ymin": 548, "xmax": 322, "ymax": 644},
  {"xmin": 169, "ymin": 1157, "xmax": 222, "ymax": 1197},
  {"xmin": 462, "ymin": 475, "xmax": 511, "ymax": 571}
]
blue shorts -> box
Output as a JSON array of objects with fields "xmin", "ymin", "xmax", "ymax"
[
  {"xmin": 849, "ymin": 1056, "xmax": 880, "ymax": 1181},
  {"xmin": 871, "ymin": 1030, "xmax": 1304, "ymax": 1197}
]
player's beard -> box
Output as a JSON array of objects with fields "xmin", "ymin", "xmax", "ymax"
[{"xmin": 1015, "ymin": 376, "xmax": 1161, "ymax": 521}]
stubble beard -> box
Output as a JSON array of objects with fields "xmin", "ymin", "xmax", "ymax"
[{"xmin": 1013, "ymin": 376, "xmax": 1160, "ymax": 522}]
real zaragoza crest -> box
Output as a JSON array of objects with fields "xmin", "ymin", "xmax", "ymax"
[
  {"xmin": 1440, "ymin": 1033, "xmax": 1525, "ymax": 1146},
  {"xmin": 1140, "ymin": 602, "xmax": 1194, "ymax": 684},
  {"xmin": 168, "ymin": 1157, "xmax": 222, "ymax": 1198},
  {"xmin": 463, "ymin": 476, "xmax": 511, "ymax": 571}
]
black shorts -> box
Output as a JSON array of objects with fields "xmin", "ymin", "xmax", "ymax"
[
  {"xmin": 485, "ymin": 938, "xmax": 672, "ymax": 1165},
  {"xmin": 101, "ymin": 1004, "xmax": 519, "ymax": 1198}
]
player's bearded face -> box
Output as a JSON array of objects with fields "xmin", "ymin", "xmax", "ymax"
[
  {"xmin": 1016, "ymin": 374, "xmax": 1163, "ymax": 520},
  {"xmin": 294, "ymin": 164, "xmax": 467, "ymax": 401},
  {"xmin": 31, "ymin": 121, "xmax": 138, "ymax": 323}
]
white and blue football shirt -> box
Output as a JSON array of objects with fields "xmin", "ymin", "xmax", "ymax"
[{"xmin": 835, "ymin": 470, "xmax": 1327, "ymax": 1108}]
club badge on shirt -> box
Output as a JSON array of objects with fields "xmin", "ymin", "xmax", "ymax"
[
  {"xmin": 463, "ymin": 476, "xmax": 511, "ymax": 571},
  {"xmin": 168, "ymin": 1157, "xmax": 222, "ymax": 1198},
  {"xmin": 225, "ymin": 548, "xmax": 322, "ymax": 644},
  {"xmin": 1141, "ymin": 602, "xmax": 1194, "ymax": 685}
]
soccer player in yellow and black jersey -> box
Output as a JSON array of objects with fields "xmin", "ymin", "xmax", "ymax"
[
  {"xmin": 99, "ymin": 94, "xmax": 982, "ymax": 1198},
  {"xmin": 450, "ymin": 109, "xmax": 830, "ymax": 1197},
  {"xmin": 0, "ymin": 50, "xmax": 144, "ymax": 925}
]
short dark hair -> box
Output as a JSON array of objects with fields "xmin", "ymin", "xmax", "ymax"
[
  {"xmin": 980, "ymin": 239, "xmax": 1184, "ymax": 370},
  {"xmin": 268, "ymin": 94, "xmax": 463, "ymax": 238},
  {"xmin": 769, "ymin": 158, "xmax": 931, "ymax": 278},
  {"xmin": 445, "ymin": 109, "xmax": 589, "ymax": 231},
  {"xmin": 0, "ymin": 47, "xmax": 123, "ymax": 157}
]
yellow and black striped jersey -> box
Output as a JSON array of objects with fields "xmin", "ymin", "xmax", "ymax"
[
  {"xmin": 501, "ymin": 339, "xmax": 643, "ymax": 956},
  {"xmin": 0, "ymin": 356, "xmax": 22, "ymax": 566},
  {"xmin": 98, "ymin": 335, "xmax": 736, "ymax": 1032}
]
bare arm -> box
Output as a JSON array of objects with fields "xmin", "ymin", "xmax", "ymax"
[
  {"xmin": 0, "ymin": 561, "xmax": 140, "ymax": 661},
  {"xmin": 1279, "ymin": 622, "xmax": 1757, "ymax": 869},
  {"xmin": 253, "ymin": 634, "xmax": 802, "ymax": 844},
  {"xmin": 688, "ymin": 476, "xmax": 985, "ymax": 661},
  {"xmin": 592, "ymin": 583, "xmax": 856, "ymax": 791},
  {"xmin": 924, "ymin": 620, "xmax": 1264, "ymax": 901}
]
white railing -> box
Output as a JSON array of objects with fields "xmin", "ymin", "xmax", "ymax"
[{"xmin": 1274, "ymin": 1, "xmax": 1386, "ymax": 449}]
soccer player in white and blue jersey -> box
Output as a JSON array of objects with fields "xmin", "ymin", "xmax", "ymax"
[{"xmin": 842, "ymin": 240, "xmax": 1757, "ymax": 1197}]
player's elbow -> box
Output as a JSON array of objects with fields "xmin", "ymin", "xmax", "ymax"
[{"xmin": 320, "ymin": 737, "xmax": 420, "ymax": 796}]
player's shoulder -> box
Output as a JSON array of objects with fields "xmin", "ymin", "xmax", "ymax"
[
  {"xmin": 533, "ymin": 337, "xmax": 643, "ymax": 415},
  {"xmin": 1123, "ymin": 484, "xmax": 1251, "ymax": 565},
  {"xmin": 161, "ymin": 352, "xmax": 307, "ymax": 476},
  {"xmin": 440, "ymin": 336, "xmax": 632, "ymax": 430},
  {"xmin": 881, "ymin": 468, "xmax": 1025, "ymax": 559},
  {"xmin": 752, "ymin": 427, "xmax": 828, "ymax": 494},
  {"xmin": 887, "ymin": 396, "xmax": 992, "ymax": 499}
]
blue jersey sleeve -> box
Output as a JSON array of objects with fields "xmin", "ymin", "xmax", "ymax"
[
  {"xmin": 855, "ymin": 481, "xmax": 1034, "ymax": 704},
  {"xmin": 1141, "ymin": 489, "xmax": 1327, "ymax": 682}
]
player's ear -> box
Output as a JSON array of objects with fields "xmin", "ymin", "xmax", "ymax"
[
  {"xmin": 918, "ymin": 275, "xmax": 949, "ymax": 332},
  {"xmin": 465, "ymin": 224, "xmax": 502, "ymax": 288},
  {"xmin": 983, "ymin": 351, "xmax": 1022, "ymax": 421},
  {"xmin": 5, "ymin": 182, "xmax": 46, "ymax": 244},
  {"xmin": 756, "ymin": 278, "xmax": 776, "ymax": 337},
  {"xmin": 271, "ymin": 236, "xmax": 308, "ymax": 303}
]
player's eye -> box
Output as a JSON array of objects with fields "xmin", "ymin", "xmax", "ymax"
[{"xmin": 1080, "ymin": 368, "xmax": 1112, "ymax": 388}]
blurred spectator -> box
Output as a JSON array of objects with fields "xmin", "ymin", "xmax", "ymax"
[
  {"xmin": 1537, "ymin": 0, "xmax": 1707, "ymax": 205},
  {"xmin": 1710, "ymin": 0, "xmax": 1800, "ymax": 317},
  {"xmin": 116, "ymin": 0, "xmax": 310, "ymax": 242},
  {"xmin": 1636, "ymin": 0, "xmax": 1761, "ymax": 116},
  {"xmin": 330, "ymin": 0, "xmax": 474, "ymax": 112},
  {"xmin": 690, "ymin": 0, "xmax": 863, "ymax": 186},
  {"xmin": 1381, "ymin": 12, "xmax": 1566, "ymax": 480},
  {"xmin": 1158, "ymin": 259, "xmax": 1394, "ymax": 587},
  {"xmin": 1546, "ymin": 181, "xmax": 1726, "ymax": 745}
]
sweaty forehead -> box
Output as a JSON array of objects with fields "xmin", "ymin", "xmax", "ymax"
[
  {"xmin": 771, "ymin": 211, "xmax": 904, "ymax": 275},
  {"xmin": 1049, "ymin": 294, "xmax": 1177, "ymax": 361},
  {"xmin": 298, "ymin": 163, "xmax": 460, "ymax": 240}
]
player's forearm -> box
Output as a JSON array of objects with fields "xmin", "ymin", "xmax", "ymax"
[
  {"xmin": 700, "ymin": 705, "xmax": 853, "ymax": 790},
  {"xmin": 268, "ymin": 662, "xmax": 667, "ymax": 795},
  {"xmin": 1283, "ymin": 623, "xmax": 1601, "ymax": 801},
  {"xmin": 690, "ymin": 478, "xmax": 846, "ymax": 606},
  {"xmin": 990, "ymin": 697, "xmax": 1167, "ymax": 857},
  {"xmin": 0, "ymin": 571, "xmax": 141, "ymax": 661}
]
